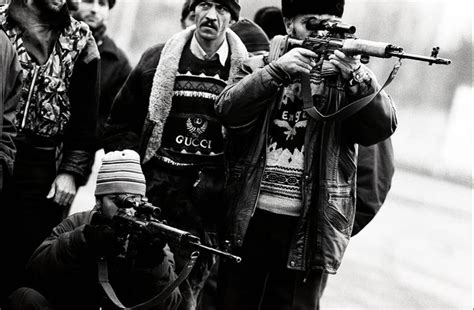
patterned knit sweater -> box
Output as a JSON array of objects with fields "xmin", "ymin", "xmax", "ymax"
[
  {"xmin": 157, "ymin": 42, "xmax": 230, "ymax": 167},
  {"xmin": 257, "ymin": 81, "xmax": 308, "ymax": 217}
]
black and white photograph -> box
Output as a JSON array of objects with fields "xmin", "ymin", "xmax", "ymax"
[{"xmin": 0, "ymin": 0, "xmax": 471, "ymax": 309}]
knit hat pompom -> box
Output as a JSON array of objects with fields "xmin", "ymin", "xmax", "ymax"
[
  {"xmin": 281, "ymin": 0, "xmax": 345, "ymax": 18},
  {"xmin": 95, "ymin": 150, "xmax": 146, "ymax": 196},
  {"xmin": 189, "ymin": 0, "xmax": 240, "ymax": 21},
  {"xmin": 230, "ymin": 18, "xmax": 270, "ymax": 53}
]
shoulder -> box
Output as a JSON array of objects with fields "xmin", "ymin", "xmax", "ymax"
[
  {"xmin": 100, "ymin": 36, "xmax": 130, "ymax": 63},
  {"xmin": 136, "ymin": 43, "xmax": 166, "ymax": 73},
  {"xmin": 52, "ymin": 211, "xmax": 93, "ymax": 235},
  {"xmin": 141, "ymin": 43, "xmax": 166, "ymax": 62},
  {"xmin": 64, "ymin": 18, "xmax": 100, "ymax": 63}
]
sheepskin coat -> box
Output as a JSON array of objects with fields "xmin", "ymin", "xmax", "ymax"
[{"xmin": 102, "ymin": 25, "xmax": 248, "ymax": 163}]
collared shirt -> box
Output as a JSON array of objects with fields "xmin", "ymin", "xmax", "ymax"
[{"xmin": 190, "ymin": 34, "xmax": 229, "ymax": 67}]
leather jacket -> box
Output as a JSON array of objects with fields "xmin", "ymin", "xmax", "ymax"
[{"xmin": 215, "ymin": 57, "xmax": 397, "ymax": 273}]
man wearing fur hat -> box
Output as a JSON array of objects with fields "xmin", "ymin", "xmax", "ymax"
[
  {"xmin": 102, "ymin": 0, "xmax": 247, "ymax": 309},
  {"xmin": 68, "ymin": 0, "xmax": 132, "ymax": 140},
  {"xmin": 215, "ymin": 0, "xmax": 397, "ymax": 308},
  {"xmin": 0, "ymin": 0, "xmax": 99, "ymax": 303},
  {"xmin": 6, "ymin": 150, "xmax": 181, "ymax": 310}
]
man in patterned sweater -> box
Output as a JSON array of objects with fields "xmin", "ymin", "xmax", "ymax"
[
  {"xmin": 102, "ymin": 1, "xmax": 247, "ymax": 309},
  {"xmin": 214, "ymin": 0, "xmax": 397, "ymax": 308}
]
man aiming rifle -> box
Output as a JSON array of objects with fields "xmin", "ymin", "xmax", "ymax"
[
  {"xmin": 214, "ymin": 0, "xmax": 398, "ymax": 309},
  {"xmin": 6, "ymin": 150, "xmax": 182, "ymax": 310}
]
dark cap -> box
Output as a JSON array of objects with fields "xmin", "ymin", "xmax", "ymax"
[
  {"xmin": 231, "ymin": 18, "xmax": 270, "ymax": 53},
  {"xmin": 253, "ymin": 6, "xmax": 286, "ymax": 40},
  {"xmin": 189, "ymin": 0, "xmax": 240, "ymax": 21}
]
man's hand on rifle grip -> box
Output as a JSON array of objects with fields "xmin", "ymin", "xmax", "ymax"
[{"xmin": 275, "ymin": 47, "xmax": 319, "ymax": 78}]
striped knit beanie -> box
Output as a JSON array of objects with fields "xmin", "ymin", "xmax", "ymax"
[{"xmin": 95, "ymin": 150, "xmax": 146, "ymax": 196}]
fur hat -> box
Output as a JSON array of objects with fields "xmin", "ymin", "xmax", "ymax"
[
  {"xmin": 230, "ymin": 18, "xmax": 270, "ymax": 53},
  {"xmin": 189, "ymin": 0, "xmax": 240, "ymax": 21},
  {"xmin": 281, "ymin": 0, "xmax": 345, "ymax": 18},
  {"xmin": 95, "ymin": 150, "xmax": 146, "ymax": 196}
]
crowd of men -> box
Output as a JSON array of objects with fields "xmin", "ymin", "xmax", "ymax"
[{"xmin": 0, "ymin": 0, "xmax": 396, "ymax": 309}]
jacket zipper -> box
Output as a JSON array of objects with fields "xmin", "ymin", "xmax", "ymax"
[{"xmin": 21, "ymin": 65, "xmax": 39, "ymax": 129}]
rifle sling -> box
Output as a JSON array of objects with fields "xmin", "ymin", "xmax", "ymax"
[
  {"xmin": 301, "ymin": 59, "xmax": 401, "ymax": 121},
  {"xmin": 98, "ymin": 251, "xmax": 199, "ymax": 310}
]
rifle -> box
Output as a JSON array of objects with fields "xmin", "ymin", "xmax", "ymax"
[
  {"xmin": 112, "ymin": 195, "xmax": 242, "ymax": 263},
  {"xmin": 285, "ymin": 17, "xmax": 451, "ymax": 65},
  {"xmin": 270, "ymin": 17, "xmax": 451, "ymax": 121},
  {"xmin": 96, "ymin": 195, "xmax": 241, "ymax": 309}
]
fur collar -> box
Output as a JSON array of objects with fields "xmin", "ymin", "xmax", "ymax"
[{"xmin": 143, "ymin": 25, "xmax": 248, "ymax": 163}]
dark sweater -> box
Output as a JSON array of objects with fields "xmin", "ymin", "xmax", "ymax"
[{"xmin": 157, "ymin": 41, "xmax": 230, "ymax": 167}]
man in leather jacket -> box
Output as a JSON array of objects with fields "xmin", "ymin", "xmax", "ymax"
[{"xmin": 214, "ymin": 0, "xmax": 397, "ymax": 308}]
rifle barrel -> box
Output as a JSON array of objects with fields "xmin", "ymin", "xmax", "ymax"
[
  {"xmin": 387, "ymin": 51, "xmax": 451, "ymax": 65},
  {"xmin": 190, "ymin": 242, "xmax": 242, "ymax": 263}
]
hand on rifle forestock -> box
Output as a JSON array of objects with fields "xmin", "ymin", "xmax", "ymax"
[{"xmin": 328, "ymin": 50, "xmax": 363, "ymax": 81}]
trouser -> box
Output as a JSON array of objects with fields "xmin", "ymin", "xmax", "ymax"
[
  {"xmin": 217, "ymin": 208, "xmax": 328, "ymax": 310},
  {"xmin": 143, "ymin": 161, "xmax": 224, "ymax": 310},
  {"xmin": 0, "ymin": 143, "xmax": 63, "ymax": 303}
]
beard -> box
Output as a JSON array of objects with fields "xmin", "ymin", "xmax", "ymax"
[{"xmin": 34, "ymin": 0, "xmax": 71, "ymax": 27}]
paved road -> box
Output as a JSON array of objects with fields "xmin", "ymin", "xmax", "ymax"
[
  {"xmin": 321, "ymin": 168, "xmax": 472, "ymax": 310},
  {"xmin": 71, "ymin": 161, "xmax": 472, "ymax": 309}
]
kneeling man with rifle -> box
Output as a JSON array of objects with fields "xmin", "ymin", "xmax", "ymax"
[{"xmin": 7, "ymin": 150, "xmax": 239, "ymax": 310}]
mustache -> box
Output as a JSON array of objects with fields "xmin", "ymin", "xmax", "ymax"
[{"xmin": 200, "ymin": 19, "xmax": 218, "ymax": 30}]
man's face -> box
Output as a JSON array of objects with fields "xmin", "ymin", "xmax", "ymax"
[
  {"xmin": 194, "ymin": 1, "xmax": 232, "ymax": 43},
  {"xmin": 284, "ymin": 14, "xmax": 337, "ymax": 40},
  {"xmin": 99, "ymin": 194, "xmax": 141, "ymax": 220},
  {"xmin": 73, "ymin": 0, "xmax": 110, "ymax": 29},
  {"xmin": 34, "ymin": 0, "xmax": 66, "ymax": 14}
]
